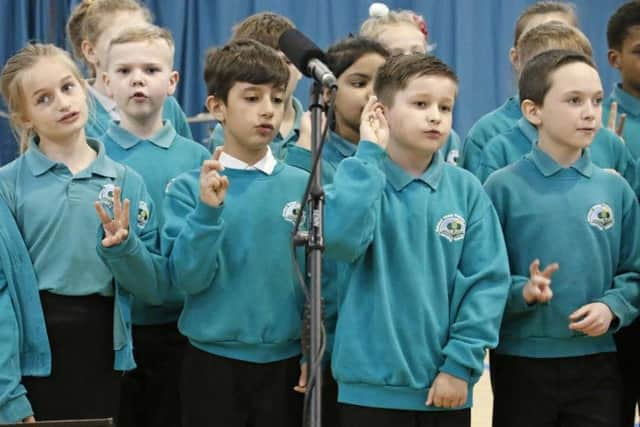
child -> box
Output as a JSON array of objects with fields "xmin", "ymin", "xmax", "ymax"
[
  {"xmin": 66, "ymin": 0, "xmax": 193, "ymax": 139},
  {"xmin": 360, "ymin": 4, "xmax": 460, "ymax": 164},
  {"xmin": 461, "ymin": 1, "xmax": 578, "ymax": 174},
  {"xmin": 323, "ymin": 53, "xmax": 511, "ymax": 427},
  {"xmin": 161, "ymin": 39, "xmax": 306, "ymax": 427},
  {"xmin": 0, "ymin": 198, "xmax": 44, "ymax": 424},
  {"xmin": 100, "ymin": 25, "xmax": 210, "ymax": 427},
  {"xmin": 0, "ymin": 43, "xmax": 163, "ymax": 421},
  {"xmin": 605, "ymin": 3, "xmax": 640, "ymax": 424},
  {"xmin": 205, "ymin": 12, "xmax": 303, "ymax": 160},
  {"xmin": 484, "ymin": 49, "xmax": 640, "ymax": 427},
  {"xmin": 605, "ymin": 1, "xmax": 640, "ymax": 157},
  {"xmin": 478, "ymin": 22, "xmax": 636, "ymax": 189}
]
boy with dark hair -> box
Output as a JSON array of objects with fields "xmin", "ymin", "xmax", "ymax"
[
  {"xmin": 206, "ymin": 12, "xmax": 303, "ymax": 160},
  {"xmin": 162, "ymin": 39, "xmax": 306, "ymax": 427},
  {"xmin": 605, "ymin": 3, "xmax": 640, "ymax": 424},
  {"xmin": 323, "ymin": 53, "xmax": 511, "ymax": 427},
  {"xmin": 485, "ymin": 49, "xmax": 640, "ymax": 427}
]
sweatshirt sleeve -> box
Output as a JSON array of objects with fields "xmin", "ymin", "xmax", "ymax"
[
  {"xmin": 0, "ymin": 272, "xmax": 33, "ymax": 423},
  {"xmin": 323, "ymin": 141, "xmax": 387, "ymax": 262},
  {"xmin": 439, "ymin": 196, "xmax": 511, "ymax": 385},
  {"xmin": 597, "ymin": 184, "xmax": 640, "ymax": 328},
  {"xmin": 460, "ymin": 135, "xmax": 483, "ymax": 176},
  {"xmin": 161, "ymin": 172, "xmax": 225, "ymax": 296},
  {"xmin": 97, "ymin": 168, "xmax": 169, "ymax": 306}
]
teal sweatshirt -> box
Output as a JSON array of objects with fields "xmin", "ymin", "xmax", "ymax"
[
  {"xmin": 162, "ymin": 162, "xmax": 308, "ymax": 363},
  {"xmin": 484, "ymin": 145, "xmax": 640, "ymax": 358},
  {"xmin": 323, "ymin": 141, "xmax": 511, "ymax": 411},
  {"xmin": 461, "ymin": 96, "xmax": 521, "ymax": 175},
  {"xmin": 603, "ymin": 84, "xmax": 640, "ymax": 159},
  {"xmin": 477, "ymin": 118, "xmax": 639, "ymax": 196},
  {"xmin": 102, "ymin": 121, "xmax": 210, "ymax": 325}
]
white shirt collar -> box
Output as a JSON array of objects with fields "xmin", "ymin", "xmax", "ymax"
[
  {"xmin": 219, "ymin": 146, "xmax": 277, "ymax": 175},
  {"xmin": 88, "ymin": 84, "xmax": 121, "ymax": 121}
]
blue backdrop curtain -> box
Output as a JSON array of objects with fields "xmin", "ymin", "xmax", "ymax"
[{"xmin": 0, "ymin": 0, "xmax": 629, "ymax": 164}]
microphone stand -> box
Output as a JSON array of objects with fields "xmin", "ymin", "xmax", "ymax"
[{"xmin": 306, "ymin": 81, "xmax": 324, "ymax": 427}]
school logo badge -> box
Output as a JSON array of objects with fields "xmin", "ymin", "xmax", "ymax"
[
  {"xmin": 587, "ymin": 203, "xmax": 614, "ymax": 230},
  {"xmin": 137, "ymin": 201, "xmax": 150, "ymax": 229},
  {"xmin": 436, "ymin": 214, "xmax": 466, "ymax": 242},
  {"xmin": 98, "ymin": 183, "xmax": 116, "ymax": 209},
  {"xmin": 282, "ymin": 201, "xmax": 304, "ymax": 225},
  {"xmin": 446, "ymin": 149, "xmax": 459, "ymax": 165}
]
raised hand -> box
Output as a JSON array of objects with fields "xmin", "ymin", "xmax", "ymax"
[
  {"xmin": 523, "ymin": 259, "xmax": 559, "ymax": 304},
  {"xmin": 569, "ymin": 302, "xmax": 614, "ymax": 336},
  {"xmin": 606, "ymin": 101, "xmax": 626, "ymax": 139},
  {"xmin": 293, "ymin": 362, "xmax": 308, "ymax": 394},
  {"xmin": 359, "ymin": 96, "xmax": 389, "ymax": 149},
  {"xmin": 95, "ymin": 186, "xmax": 130, "ymax": 248},
  {"xmin": 426, "ymin": 372, "xmax": 468, "ymax": 409},
  {"xmin": 200, "ymin": 147, "xmax": 229, "ymax": 207}
]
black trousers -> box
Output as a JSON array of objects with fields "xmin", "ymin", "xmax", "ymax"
[
  {"xmin": 491, "ymin": 352, "xmax": 621, "ymax": 427},
  {"xmin": 117, "ymin": 322, "xmax": 187, "ymax": 427},
  {"xmin": 615, "ymin": 318, "xmax": 640, "ymax": 427},
  {"xmin": 22, "ymin": 292, "xmax": 121, "ymax": 421},
  {"xmin": 323, "ymin": 366, "xmax": 339, "ymax": 427},
  {"xmin": 338, "ymin": 403, "xmax": 470, "ymax": 427},
  {"xmin": 180, "ymin": 343, "xmax": 303, "ymax": 427}
]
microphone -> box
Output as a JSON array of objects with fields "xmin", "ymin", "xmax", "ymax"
[{"xmin": 278, "ymin": 29, "xmax": 338, "ymax": 89}]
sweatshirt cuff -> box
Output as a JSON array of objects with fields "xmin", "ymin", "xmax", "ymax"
[
  {"xmin": 191, "ymin": 201, "xmax": 224, "ymax": 225},
  {"xmin": 439, "ymin": 358, "xmax": 473, "ymax": 383},
  {"xmin": 0, "ymin": 393, "xmax": 33, "ymax": 423},
  {"xmin": 507, "ymin": 276, "xmax": 538, "ymax": 313},
  {"xmin": 356, "ymin": 140, "xmax": 386, "ymax": 162},
  {"xmin": 597, "ymin": 294, "xmax": 633, "ymax": 330}
]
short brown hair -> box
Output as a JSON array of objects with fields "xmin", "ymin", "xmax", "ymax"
[
  {"xmin": 231, "ymin": 12, "xmax": 295, "ymax": 49},
  {"xmin": 203, "ymin": 39, "xmax": 289, "ymax": 103},
  {"xmin": 374, "ymin": 54, "xmax": 457, "ymax": 107},
  {"xmin": 513, "ymin": 1, "xmax": 577, "ymax": 47},
  {"xmin": 519, "ymin": 49, "xmax": 596, "ymax": 106},
  {"xmin": 107, "ymin": 25, "xmax": 175, "ymax": 66},
  {"xmin": 516, "ymin": 21, "xmax": 592, "ymax": 67}
]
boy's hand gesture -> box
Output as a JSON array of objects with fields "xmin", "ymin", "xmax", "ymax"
[
  {"xmin": 95, "ymin": 186, "xmax": 130, "ymax": 247},
  {"xmin": 426, "ymin": 372, "xmax": 468, "ymax": 408},
  {"xmin": 359, "ymin": 96, "xmax": 389, "ymax": 149},
  {"xmin": 523, "ymin": 259, "xmax": 559, "ymax": 304},
  {"xmin": 606, "ymin": 101, "xmax": 626, "ymax": 140},
  {"xmin": 293, "ymin": 362, "xmax": 307, "ymax": 394},
  {"xmin": 569, "ymin": 302, "xmax": 615, "ymax": 336},
  {"xmin": 200, "ymin": 147, "xmax": 229, "ymax": 207},
  {"xmin": 22, "ymin": 416, "xmax": 35, "ymax": 423}
]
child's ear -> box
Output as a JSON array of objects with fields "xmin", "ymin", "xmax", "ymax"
[
  {"xmin": 521, "ymin": 99, "xmax": 542, "ymax": 126},
  {"xmin": 81, "ymin": 40, "xmax": 99, "ymax": 66},
  {"xmin": 608, "ymin": 49, "xmax": 622, "ymax": 69},
  {"xmin": 102, "ymin": 72, "xmax": 113, "ymax": 98},
  {"xmin": 206, "ymin": 95, "xmax": 226, "ymax": 123},
  {"xmin": 167, "ymin": 71, "xmax": 179, "ymax": 96},
  {"xmin": 509, "ymin": 47, "xmax": 520, "ymax": 73}
]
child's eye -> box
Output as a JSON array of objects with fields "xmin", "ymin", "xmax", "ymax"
[
  {"xmin": 351, "ymin": 80, "xmax": 366, "ymax": 88},
  {"xmin": 37, "ymin": 94, "xmax": 52, "ymax": 105},
  {"xmin": 273, "ymin": 97, "xmax": 284, "ymax": 104},
  {"xmin": 568, "ymin": 97, "xmax": 582, "ymax": 105},
  {"xmin": 440, "ymin": 105, "xmax": 452, "ymax": 112},
  {"xmin": 146, "ymin": 66, "xmax": 160, "ymax": 74},
  {"xmin": 414, "ymin": 101, "xmax": 427, "ymax": 108},
  {"xmin": 245, "ymin": 96, "xmax": 259, "ymax": 102},
  {"xmin": 61, "ymin": 82, "xmax": 75, "ymax": 92},
  {"xmin": 117, "ymin": 68, "xmax": 130, "ymax": 75},
  {"xmin": 593, "ymin": 97, "xmax": 603, "ymax": 106}
]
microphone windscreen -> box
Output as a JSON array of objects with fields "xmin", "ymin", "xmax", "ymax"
[{"xmin": 278, "ymin": 29, "xmax": 326, "ymax": 78}]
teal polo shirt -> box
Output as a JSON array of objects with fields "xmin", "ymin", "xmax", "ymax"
[
  {"xmin": 206, "ymin": 96, "xmax": 303, "ymax": 160},
  {"xmin": 603, "ymin": 84, "xmax": 640, "ymax": 159},
  {"xmin": 102, "ymin": 121, "xmax": 210, "ymax": 325},
  {"xmin": 0, "ymin": 138, "xmax": 127, "ymax": 296}
]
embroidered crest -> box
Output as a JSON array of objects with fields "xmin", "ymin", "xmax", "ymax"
[
  {"xmin": 587, "ymin": 203, "xmax": 614, "ymax": 230},
  {"xmin": 98, "ymin": 183, "xmax": 116, "ymax": 209},
  {"xmin": 446, "ymin": 149, "xmax": 459, "ymax": 165},
  {"xmin": 137, "ymin": 201, "xmax": 150, "ymax": 229},
  {"xmin": 436, "ymin": 214, "xmax": 466, "ymax": 242},
  {"xmin": 282, "ymin": 201, "xmax": 304, "ymax": 225}
]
